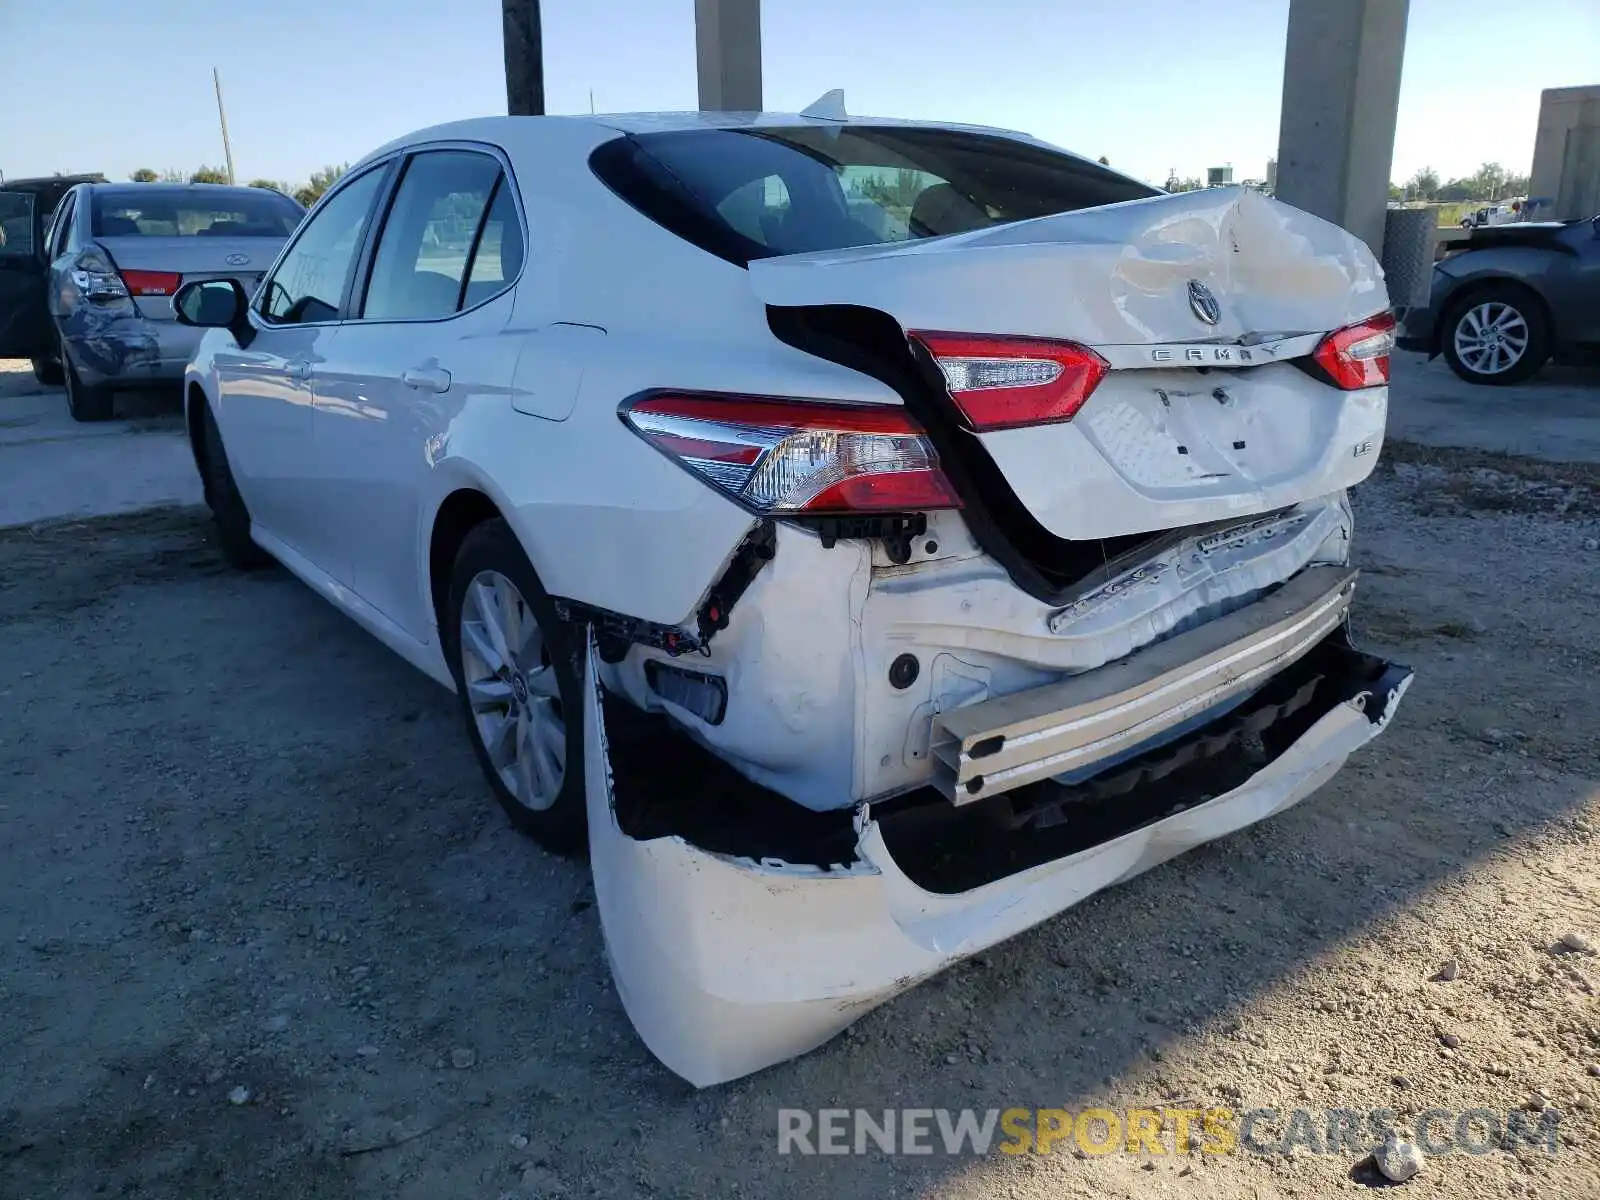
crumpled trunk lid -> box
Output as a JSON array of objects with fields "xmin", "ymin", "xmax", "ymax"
[{"xmin": 752, "ymin": 186, "xmax": 1391, "ymax": 542}]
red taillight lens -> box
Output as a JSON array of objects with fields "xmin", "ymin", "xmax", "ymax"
[
  {"xmin": 622, "ymin": 393, "xmax": 962, "ymax": 514},
  {"xmin": 1312, "ymin": 311, "xmax": 1395, "ymax": 390},
  {"xmin": 120, "ymin": 270, "xmax": 183, "ymax": 297},
  {"xmin": 910, "ymin": 331, "xmax": 1109, "ymax": 431}
]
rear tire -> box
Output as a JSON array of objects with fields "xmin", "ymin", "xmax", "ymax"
[
  {"xmin": 199, "ymin": 404, "xmax": 272, "ymax": 570},
  {"xmin": 1441, "ymin": 288, "xmax": 1551, "ymax": 386},
  {"xmin": 444, "ymin": 519, "xmax": 586, "ymax": 855},
  {"xmin": 63, "ymin": 354, "xmax": 114, "ymax": 422},
  {"xmin": 31, "ymin": 355, "xmax": 63, "ymax": 387}
]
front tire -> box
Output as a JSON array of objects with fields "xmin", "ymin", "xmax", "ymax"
[
  {"xmin": 445, "ymin": 519, "xmax": 586, "ymax": 854},
  {"xmin": 1441, "ymin": 289, "xmax": 1551, "ymax": 385},
  {"xmin": 199, "ymin": 404, "xmax": 272, "ymax": 570}
]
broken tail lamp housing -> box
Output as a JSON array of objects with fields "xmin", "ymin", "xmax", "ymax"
[
  {"xmin": 1310, "ymin": 311, "xmax": 1396, "ymax": 390},
  {"xmin": 911, "ymin": 331, "xmax": 1110, "ymax": 431},
  {"xmin": 621, "ymin": 393, "xmax": 961, "ymax": 515}
]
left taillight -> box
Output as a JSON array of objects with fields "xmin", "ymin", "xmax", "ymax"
[
  {"xmin": 910, "ymin": 331, "xmax": 1109, "ymax": 431},
  {"xmin": 621, "ymin": 393, "xmax": 962, "ymax": 514},
  {"xmin": 1311, "ymin": 311, "xmax": 1395, "ymax": 390}
]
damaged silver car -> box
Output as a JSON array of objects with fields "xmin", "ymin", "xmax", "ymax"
[{"xmin": 23, "ymin": 181, "xmax": 302, "ymax": 420}]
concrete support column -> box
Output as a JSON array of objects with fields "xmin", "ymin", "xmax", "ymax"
[
  {"xmin": 1275, "ymin": 0, "xmax": 1410, "ymax": 253},
  {"xmin": 696, "ymin": 0, "xmax": 762, "ymax": 112}
]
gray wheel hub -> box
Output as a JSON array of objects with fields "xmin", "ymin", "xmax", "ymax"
[
  {"xmin": 458, "ymin": 569, "xmax": 566, "ymax": 811},
  {"xmin": 1452, "ymin": 300, "xmax": 1529, "ymax": 376}
]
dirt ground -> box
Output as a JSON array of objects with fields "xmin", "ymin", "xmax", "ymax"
[{"xmin": 1, "ymin": 444, "xmax": 1598, "ymax": 1200}]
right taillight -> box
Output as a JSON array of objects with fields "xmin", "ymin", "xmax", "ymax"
[
  {"xmin": 910, "ymin": 331, "xmax": 1109, "ymax": 431},
  {"xmin": 621, "ymin": 393, "xmax": 962, "ymax": 514},
  {"xmin": 1312, "ymin": 311, "xmax": 1395, "ymax": 390}
]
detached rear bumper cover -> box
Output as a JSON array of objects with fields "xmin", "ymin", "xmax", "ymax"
[{"xmin": 584, "ymin": 633, "xmax": 1412, "ymax": 1088}]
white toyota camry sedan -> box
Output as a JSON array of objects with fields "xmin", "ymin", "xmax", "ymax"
[{"xmin": 176, "ymin": 107, "xmax": 1412, "ymax": 1087}]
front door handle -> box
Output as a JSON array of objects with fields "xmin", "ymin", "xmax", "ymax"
[{"xmin": 401, "ymin": 365, "xmax": 452, "ymax": 393}]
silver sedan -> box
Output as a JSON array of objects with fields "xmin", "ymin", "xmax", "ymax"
[{"xmin": 40, "ymin": 183, "xmax": 303, "ymax": 420}]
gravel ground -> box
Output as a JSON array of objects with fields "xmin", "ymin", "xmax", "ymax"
[{"xmin": 1, "ymin": 446, "xmax": 1598, "ymax": 1200}]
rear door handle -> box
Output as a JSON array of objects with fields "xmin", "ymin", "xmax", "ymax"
[
  {"xmin": 401, "ymin": 365, "xmax": 452, "ymax": 393},
  {"xmin": 287, "ymin": 358, "xmax": 311, "ymax": 382}
]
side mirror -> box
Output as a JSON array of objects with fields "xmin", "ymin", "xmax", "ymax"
[{"xmin": 174, "ymin": 278, "xmax": 255, "ymax": 347}]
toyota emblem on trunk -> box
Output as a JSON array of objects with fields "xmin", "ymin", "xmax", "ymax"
[
  {"xmin": 225, "ymin": 253, "xmax": 251, "ymax": 266},
  {"xmin": 1187, "ymin": 279, "xmax": 1221, "ymax": 325}
]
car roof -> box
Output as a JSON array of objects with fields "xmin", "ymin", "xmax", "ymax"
[
  {"xmin": 356, "ymin": 111, "xmax": 1122, "ymax": 187},
  {"xmin": 2, "ymin": 173, "xmax": 106, "ymax": 194}
]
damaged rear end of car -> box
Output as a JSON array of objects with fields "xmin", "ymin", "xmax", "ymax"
[{"xmin": 573, "ymin": 120, "xmax": 1414, "ymax": 1086}]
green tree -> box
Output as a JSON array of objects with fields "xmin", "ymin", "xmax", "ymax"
[
  {"xmin": 1405, "ymin": 166, "xmax": 1440, "ymax": 200},
  {"xmin": 190, "ymin": 165, "xmax": 231, "ymax": 184},
  {"xmin": 1468, "ymin": 161, "xmax": 1510, "ymax": 202},
  {"xmin": 294, "ymin": 164, "xmax": 348, "ymax": 209},
  {"xmin": 1097, "ymin": 155, "xmax": 1110, "ymax": 166},
  {"xmin": 248, "ymin": 178, "xmax": 289, "ymax": 192},
  {"xmin": 130, "ymin": 167, "xmax": 160, "ymax": 183},
  {"xmin": 158, "ymin": 168, "xmax": 186, "ymax": 183}
]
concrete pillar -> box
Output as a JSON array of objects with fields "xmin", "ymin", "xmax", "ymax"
[
  {"xmin": 696, "ymin": 0, "xmax": 762, "ymax": 112},
  {"xmin": 1275, "ymin": 0, "xmax": 1410, "ymax": 253}
]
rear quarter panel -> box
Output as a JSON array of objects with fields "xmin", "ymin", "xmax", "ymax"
[{"xmin": 428, "ymin": 121, "xmax": 912, "ymax": 627}]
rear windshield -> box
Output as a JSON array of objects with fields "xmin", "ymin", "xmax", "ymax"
[
  {"xmin": 589, "ymin": 125, "xmax": 1159, "ymax": 266},
  {"xmin": 91, "ymin": 188, "xmax": 304, "ymax": 238}
]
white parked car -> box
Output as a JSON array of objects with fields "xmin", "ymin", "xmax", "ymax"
[{"xmin": 176, "ymin": 109, "xmax": 1412, "ymax": 1087}]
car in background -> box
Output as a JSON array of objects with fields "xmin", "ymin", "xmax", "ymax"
[
  {"xmin": 1457, "ymin": 202, "xmax": 1523, "ymax": 230},
  {"xmin": 175, "ymin": 111, "xmax": 1410, "ymax": 1087},
  {"xmin": 0, "ymin": 181, "xmax": 304, "ymax": 421},
  {"xmin": 1399, "ymin": 215, "xmax": 1600, "ymax": 384}
]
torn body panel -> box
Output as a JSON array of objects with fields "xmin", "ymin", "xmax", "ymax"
[
  {"xmin": 585, "ymin": 630, "xmax": 1412, "ymax": 1088},
  {"xmin": 59, "ymin": 306, "xmax": 202, "ymax": 386},
  {"xmin": 606, "ymin": 492, "xmax": 1353, "ymax": 811}
]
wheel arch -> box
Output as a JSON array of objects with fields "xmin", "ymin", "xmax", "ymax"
[
  {"xmin": 184, "ymin": 380, "xmax": 210, "ymax": 500},
  {"xmin": 427, "ymin": 487, "xmax": 508, "ymax": 643}
]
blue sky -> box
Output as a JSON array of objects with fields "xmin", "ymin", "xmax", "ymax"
[{"xmin": 1, "ymin": 0, "xmax": 1595, "ymax": 189}]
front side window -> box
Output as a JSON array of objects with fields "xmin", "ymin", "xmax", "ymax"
[
  {"xmin": 261, "ymin": 167, "xmax": 386, "ymax": 325},
  {"xmin": 91, "ymin": 188, "xmax": 304, "ymax": 238},
  {"xmin": 591, "ymin": 125, "xmax": 1159, "ymax": 266},
  {"xmin": 0, "ymin": 191, "xmax": 35, "ymax": 257},
  {"xmin": 361, "ymin": 150, "xmax": 504, "ymax": 321}
]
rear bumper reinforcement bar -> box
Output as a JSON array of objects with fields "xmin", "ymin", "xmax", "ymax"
[{"xmin": 930, "ymin": 565, "xmax": 1359, "ymax": 802}]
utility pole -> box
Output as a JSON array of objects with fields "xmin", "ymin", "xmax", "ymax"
[
  {"xmin": 502, "ymin": 0, "xmax": 544, "ymax": 116},
  {"xmin": 213, "ymin": 67, "xmax": 236, "ymax": 184},
  {"xmin": 695, "ymin": 0, "xmax": 762, "ymax": 111}
]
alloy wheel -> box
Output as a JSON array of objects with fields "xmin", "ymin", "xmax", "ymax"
[
  {"xmin": 1452, "ymin": 301, "xmax": 1529, "ymax": 377},
  {"xmin": 457, "ymin": 569, "xmax": 566, "ymax": 812}
]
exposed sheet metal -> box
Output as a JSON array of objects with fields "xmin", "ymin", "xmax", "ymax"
[
  {"xmin": 929, "ymin": 566, "xmax": 1357, "ymax": 801},
  {"xmin": 585, "ymin": 631, "xmax": 1411, "ymax": 1088}
]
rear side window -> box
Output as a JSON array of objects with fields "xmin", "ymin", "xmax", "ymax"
[
  {"xmin": 360, "ymin": 150, "xmax": 516, "ymax": 321},
  {"xmin": 590, "ymin": 125, "xmax": 1158, "ymax": 266},
  {"xmin": 91, "ymin": 188, "xmax": 304, "ymax": 238}
]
